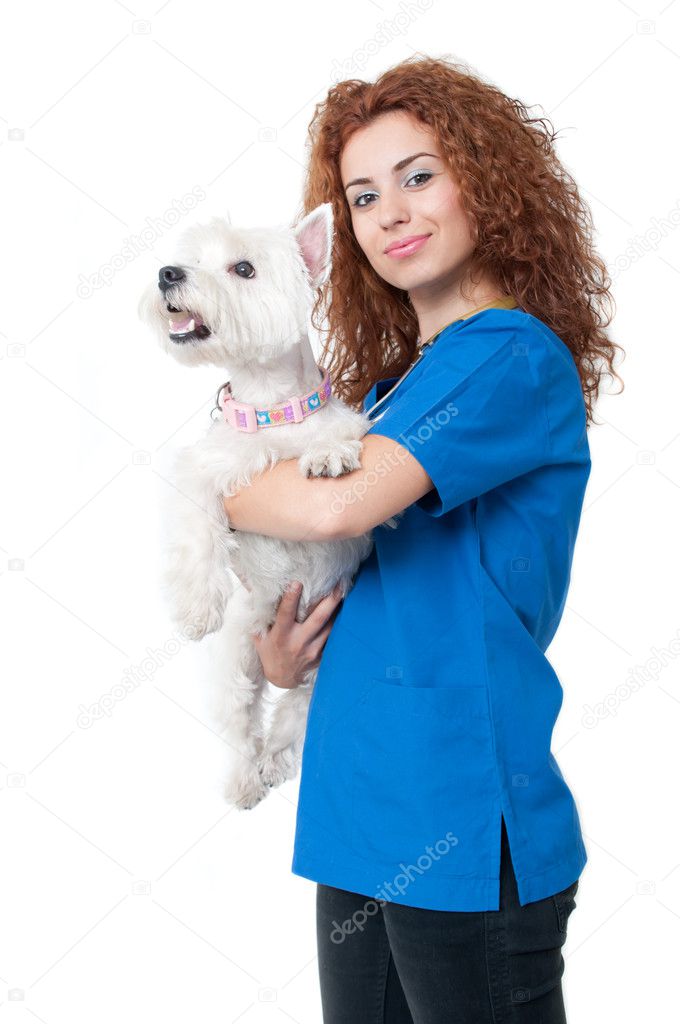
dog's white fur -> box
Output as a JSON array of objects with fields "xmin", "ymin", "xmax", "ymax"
[{"xmin": 138, "ymin": 203, "xmax": 400, "ymax": 810}]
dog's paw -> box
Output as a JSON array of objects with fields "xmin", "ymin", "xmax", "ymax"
[
  {"xmin": 224, "ymin": 767, "xmax": 268, "ymax": 810},
  {"xmin": 299, "ymin": 439, "xmax": 363, "ymax": 479},
  {"xmin": 163, "ymin": 561, "xmax": 230, "ymax": 640},
  {"xmin": 173, "ymin": 599, "xmax": 224, "ymax": 640},
  {"xmin": 258, "ymin": 746, "xmax": 299, "ymax": 789}
]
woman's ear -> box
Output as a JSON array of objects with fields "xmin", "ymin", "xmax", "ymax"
[{"xmin": 292, "ymin": 202, "xmax": 334, "ymax": 288}]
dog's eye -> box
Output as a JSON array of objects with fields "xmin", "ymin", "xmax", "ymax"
[{"xmin": 233, "ymin": 260, "xmax": 255, "ymax": 279}]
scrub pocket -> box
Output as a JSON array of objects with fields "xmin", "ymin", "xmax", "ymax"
[{"xmin": 349, "ymin": 678, "xmax": 493, "ymax": 875}]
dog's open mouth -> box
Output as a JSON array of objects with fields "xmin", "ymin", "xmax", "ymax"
[{"xmin": 166, "ymin": 303, "xmax": 212, "ymax": 343}]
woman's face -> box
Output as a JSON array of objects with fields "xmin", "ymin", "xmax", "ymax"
[{"xmin": 340, "ymin": 110, "xmax": 477, "ymax": 300}]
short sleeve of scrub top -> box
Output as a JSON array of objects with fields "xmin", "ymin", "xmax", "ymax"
[
  {"xmin": 366, "ymin": 319, "xmax": 550, "ymax": 517},
  {"xmin": 291, "ymin": 307, "xmax": 592, "ymax": 912}
]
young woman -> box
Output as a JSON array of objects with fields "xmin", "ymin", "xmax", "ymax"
[{"xmin": 223, "ymin": 56, "xmax": 623, "ymax": 1023}]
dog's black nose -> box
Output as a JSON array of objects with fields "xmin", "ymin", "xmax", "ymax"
[{"xmin": 158, "ymin": 266, "xmax": 186, "ymax": 294}]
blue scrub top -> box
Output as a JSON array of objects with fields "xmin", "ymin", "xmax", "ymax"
[{"xmin": 290, "ymin": 305, "xmax": 591, "ymax": 911}]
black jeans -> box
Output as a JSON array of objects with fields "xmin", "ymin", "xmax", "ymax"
[{"xmin": 316, "ymin": 819, "xmax": 579, "ymax": 1023}]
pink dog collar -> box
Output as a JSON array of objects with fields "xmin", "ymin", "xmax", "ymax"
[{"xmin": 218, "ymin": 365, "xmax": 332, "ymax": 433}]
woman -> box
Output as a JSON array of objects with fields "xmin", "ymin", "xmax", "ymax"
[{"xmin": 223, "ymin": 55, "xmax": 623, "ymax": 1023}]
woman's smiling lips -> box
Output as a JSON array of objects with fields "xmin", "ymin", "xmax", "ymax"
[{"xmin": 384, "ymin": 233, "xmax": 431, "ymax": 258}]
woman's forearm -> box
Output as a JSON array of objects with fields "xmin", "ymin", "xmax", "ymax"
[
  {"xmin": 222, "ymin": 457, "xmax": 341, "ymax": 542},
  {"xmin": 222, "ymin": 433, "xmax": 434, "ymax": 542}
]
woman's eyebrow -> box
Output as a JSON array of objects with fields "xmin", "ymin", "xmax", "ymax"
[{"xmin": 343, "ymin": 152, "xmax": 440, "ymax": 191}]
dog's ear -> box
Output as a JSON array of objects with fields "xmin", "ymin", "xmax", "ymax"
[{"xmin": 293, "ymin": 202, "xmax": 333, "ymax": 289}]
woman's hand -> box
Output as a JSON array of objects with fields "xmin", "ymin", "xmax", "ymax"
[{"xmin": 251, "ymin": 581, "xmax": 344, "ymax": 689}]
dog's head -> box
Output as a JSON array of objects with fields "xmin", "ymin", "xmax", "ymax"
[{"xmin": 137, "ymin": 202, "xmax": 333, "ymax": 369}]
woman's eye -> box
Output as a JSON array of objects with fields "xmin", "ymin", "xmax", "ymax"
[
  {"xmin": 407, "ymin": 171, "xmax": 433, "ymax": 187},
  {"xmin": 232, "ymin": 260, "xmax": 255, "ymax": 278},
  {"xmin": 352, "ymin": 171, "xmax": 433, "ymax": 209},
  {"xmin": 353, "ymin": 191, "xmax": 378, "ymax": 209}
]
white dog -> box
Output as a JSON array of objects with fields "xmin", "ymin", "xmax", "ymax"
[{"xmin": 138, "ymin": 203, "xmax": 399, "ymax": 810}]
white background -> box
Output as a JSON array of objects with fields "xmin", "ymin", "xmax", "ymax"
[{"xmin": 2, "ymin": 0, "xmax": 679, "ymax": 1020}]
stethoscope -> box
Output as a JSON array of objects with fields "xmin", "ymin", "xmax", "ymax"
[
  {"xmin": 364, "ymin": 336, "xmax": 433, "ymax": 425},
  {"xmin": 364, "ymin": 295, "xmax": 518, "ymax": 424}
]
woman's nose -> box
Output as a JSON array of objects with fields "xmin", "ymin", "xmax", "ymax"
[{"xmin": 375, "ymin": 193, "xmax": 410, "ymax": 230}]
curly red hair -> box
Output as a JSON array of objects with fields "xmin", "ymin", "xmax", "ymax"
[{"xmin": 296, "ymin": 54, "xmax": 624, "ymax": 426}]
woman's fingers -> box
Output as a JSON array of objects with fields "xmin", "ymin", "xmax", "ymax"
[
  {"xmin": 247, "ymin": 582, "xmax": 344, "ymax": 689},
  {"xmin": 303, "ymin": 592, "xmax": 328, "ymax": 618},
  {"xmin": 265, "ymin": 580, "xmax": 343, "ymax": 642},
  {"xmin": 307, "ymin": 619, "xmax": 336, "ymax": 658},
  {"xmin": 274, "ymin": 582, "xmax": 303, "ymax": 629},
  {"xmin": 299, "ymin": 586, "xmax": 344, "ymax": 642}
]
